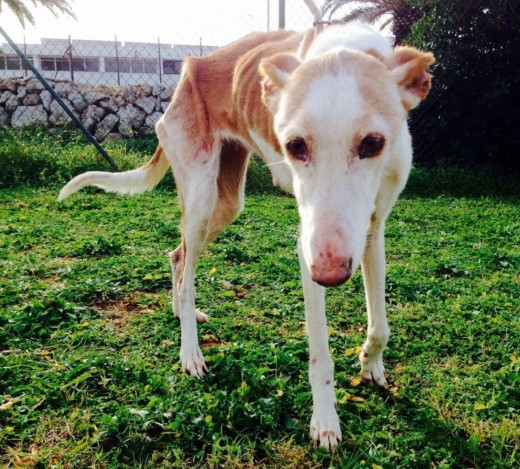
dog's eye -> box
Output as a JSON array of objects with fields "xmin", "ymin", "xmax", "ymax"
[
  {"xmin": 286, "ymin": 138, "xmax": 309, "ymax": 161},
  {"xmin": 358, "ymin": 134, "xmax": 385, "ymax": 159}
]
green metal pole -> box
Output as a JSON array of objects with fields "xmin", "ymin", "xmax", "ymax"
[{"xmin": 0, "ymin": 25, "xmax": 119, "ymax": 171}]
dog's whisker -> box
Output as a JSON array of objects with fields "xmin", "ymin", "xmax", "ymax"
[{"xmin": 264, "ymin": 161, "xmax": 287, "ymax": 167}]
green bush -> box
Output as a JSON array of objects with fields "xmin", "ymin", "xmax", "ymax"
[
  {"xmin": 0, "ymin": 127, "xmax": 280, "ymax": 194},
  {"xmin": 406, "ymin": 0, "xmax": 520, "ymax": 173},
  {"xmin": 0, "ymin": 127, "xmax": 155, "ymax": 188}
]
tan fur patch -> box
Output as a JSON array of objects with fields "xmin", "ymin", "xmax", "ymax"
[{"xmin": 387, "ymin": 46, "xmax": 435, "ymax": 109}]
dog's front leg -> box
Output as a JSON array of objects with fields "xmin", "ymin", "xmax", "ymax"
[
  {"xmin": 298, "ymin": 239, "xmax": 341, "ymax": 450},
  {"xmin": 359, "ymin": 214, "xmax": 390, "ymax": 387}
]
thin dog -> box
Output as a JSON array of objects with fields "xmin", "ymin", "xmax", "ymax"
[{"xmin": 59, "ymin": 22, "xmax": 434, "ymax": 449}]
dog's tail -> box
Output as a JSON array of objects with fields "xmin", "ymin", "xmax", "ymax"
[{"xmin": 58, "ymin": 146, "xmax": 170, "ymax": 201}]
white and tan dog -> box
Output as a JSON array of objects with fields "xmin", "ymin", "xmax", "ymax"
[{"xmin": 59, "ymin": 22, "xmax": 434, "ymax": 449}]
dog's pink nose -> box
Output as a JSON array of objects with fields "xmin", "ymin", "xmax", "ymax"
[{"xmin": 311, "ymin": 257, "xmax": 353, "ymax": 287}]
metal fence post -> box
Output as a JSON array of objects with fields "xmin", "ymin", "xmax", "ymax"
[
  {"xmin": 267, "ymin": 0, "xmax": 270, "ymax": 31},
  {"xmin": 157, "ymin": 37, "xmax": 162, "ymax": 84},
  {"xmin": 23, "ymin": 36, "xmax": 28, "ymax": 76},
  {"xmin": 68, "ymin": 35, "xmax": 74, "ymax": 82},
  {"xmin": 115, "ymin": 36, "xmax": 120, "ymax": 86},
  {"xmin": 279, "ymin": 0, "xmax": 285, "ymax": 29}
]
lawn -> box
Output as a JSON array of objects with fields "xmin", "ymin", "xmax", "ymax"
[{"xmin": 0, "ymin": 154, "xmax": 518, "ymax": 467}]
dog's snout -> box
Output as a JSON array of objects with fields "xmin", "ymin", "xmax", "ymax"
[{"xmin": 312, "ymin": 257, "xmax": 353, "ymax": 287}]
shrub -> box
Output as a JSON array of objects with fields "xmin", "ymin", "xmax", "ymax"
[
  {"xmin": 0, "ymin": 127, "xmax": 280, "ymax": 194},
  {"xmin": 406, "ymin": 0, "xmax": 520, "ymax": 173}
]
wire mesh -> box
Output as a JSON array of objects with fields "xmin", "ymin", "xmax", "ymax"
[
  {"xmin": 1, "ymin": 1, "xmax": 517, "ymax": 170},
  {"xmin": 0, "ymin": 1, "xmax": 317, "ymax": 139}
]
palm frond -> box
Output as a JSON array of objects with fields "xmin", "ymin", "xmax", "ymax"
[
  {"xmin": 363, "ymin": 6, "xmax": 391, "ymax": 24},
  {"xmin": 341, "ymin": 6, "xmax": 381, "ymax": 24},
  {"xmin": 323, "ymin": 0, "xmax": 369, "ymax": 20},
  {"xmin": 0, "ymin": 0, "xmax": 75, "ymax": 27},
  {"xmin": 3, "ymin": 0, "xmax": 34, "ymax": 26}
]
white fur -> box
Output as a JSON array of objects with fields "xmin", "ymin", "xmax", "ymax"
[
  {"xmin": 57, "ymin": 160, "xmax": 168, "ymax": 201},
  {"xmin": 305, "ymin": 22, "xmax": 393, "ymax": 60},
  {"xmin": 58, "ymin": 22, "xmax": 428, "ymax": 451}
]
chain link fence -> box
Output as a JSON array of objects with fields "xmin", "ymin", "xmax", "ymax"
[
  {"xmin": 1, "ymin": 1, "xmax": 514, "ymax": 170},
  {"xmin": 0, "ymin": 1, "xmax": 317, "ymax": 141},
  {"xmin": 0, "ymin": 1, "xmax": 316, "ymax": 87}
]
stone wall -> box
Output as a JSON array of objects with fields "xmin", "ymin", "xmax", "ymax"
[{"xmin": 0, "ymin": 77, "xmax": 174, "ymax": 140}]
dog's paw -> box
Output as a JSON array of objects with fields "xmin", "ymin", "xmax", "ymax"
[
  {"xmin": 174, "ymin": 309, "xmax": 209, "ymax": 324},
  {"xmin": 180, "ymin": 345, "xmax": 208, "ymax": 379},
  {"xmin": 310, "ymin": 409, "xmax": 342, "ymax": 450},
  {"xmin": 195, "ymin": 309, "xmax": 209, "ymax": 324},
  {"xmin": 359, "ymin": 348, "xmax": 387, "ymax": 388}
]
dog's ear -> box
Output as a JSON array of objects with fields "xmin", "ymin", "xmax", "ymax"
[
  {"xmin": 259, "ymin": 53, "xmax": 302, "ymax": 112},
  {"xmin": 388, "ymin": 46, "xmax": 435, "ymax": 111}
]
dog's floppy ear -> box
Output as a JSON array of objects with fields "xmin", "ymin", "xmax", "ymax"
[
  {"xmin": 259, "ymin": 53, "xmax": 302, "ymax": 113},
  {"xmin": 388, "ymin": 46, "xmax": 435, "ymax": 111}
]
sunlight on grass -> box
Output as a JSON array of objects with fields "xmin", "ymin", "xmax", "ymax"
[{"xmin": 0, "ymin": 158, "xmax": 518, "ymax": 466}]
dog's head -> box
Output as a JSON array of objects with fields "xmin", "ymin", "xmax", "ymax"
[{"xmin": 260, "ymin": 41, "xmax": 434, "ymax": 287}]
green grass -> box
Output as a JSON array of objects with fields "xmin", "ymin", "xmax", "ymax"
[
  {"xmin": 0, "ymin": 130, "xmax": 519, "ymax": 467},
  {"xmin": 0, "ymin": 127, "xmax": 276, "ymax": 194}
]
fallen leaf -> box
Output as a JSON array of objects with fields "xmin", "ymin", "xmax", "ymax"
[
  {"xmin": 345, "ymin": 346, "xmax": 362, "ymax": 357},
  {"xmin": 474, "ymin": 403, "xmax": 486, "ymax": 411},
  {"xmin": 209, "ymin": 267, "xmax": 217, "ymax": 275},
  {"xmin": 219, "ymin": 280, "xmax": 233, "ymax": 290},
  {"xmin": 350, "ymin": 396, "xmax": 364, "ymax": 403},
  {"xmin": 351, "ymin": 377, "xmax": 362, "ymax": 387},
  {"xmin": 0, "ymin": 401, "xmax": 13, "ymax": 411}
]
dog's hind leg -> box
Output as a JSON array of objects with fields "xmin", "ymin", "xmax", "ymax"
[
  {"xmin": 169, "ymin": 139, "xmax": 249, "ymax": 323},
  {"xmin": 165, "ymin": 135, "xmax": 249, "ymax": 378},
  {"xmin": 169, "ymin": 245, "xmax": 209, "ymax": 324},
  {"xmin": 169, "ymin": 137, "xmax": 249, "ymax": 316},
  {"xmin": 162, "ymin": 134, "xmax": 221, "ymax": 378}
]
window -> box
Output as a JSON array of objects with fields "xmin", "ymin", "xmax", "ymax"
[
  {"xmin": 105, "ymin": 57, "xmax": 118, "ymax": 73},
  {"xmin": 40, "ymin": 56, "xmax": 100, "ymax": 72},
  {"xmin": 72, "ymin": 57, "xmax": 100, "ymax": 72},
  {"xmin": 0, "ymin": 55, "xmax": 33, "ymax": 70},
  {"xmin": 105, "ymin": 57, "xmax": 130, "ymax": 73},
  {"xmin": 163, "ymin": 59, "xmax": 183, "ymax": 75},
  {"xmin": 104, "ymin": 57, "xmax": 157, "ymax": 74},
  {"xmin": 56, "ymin": 58, "xmax": 70, "ymax": 71},
  {"xmin": 41, "ymin": 57, "xmax": 55, "ymax": 71},
  {"xmin": 130, "ymin": 58, "xmax": 143, "ymax": 73},
  {"xmin": 143, "ymin": 60, "xmax": 156, "ymax": 74},
  {"xmin": 85, "ymin": 58, "xmax": 99, "ymax": 72}
]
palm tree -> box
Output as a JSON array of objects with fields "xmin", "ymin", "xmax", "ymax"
[
  {"xmin": 0, "ymin": 0, "xmax": 76, "ymax": 27},
  {"xmin": 321, "ymin": 0, "xmax": 423, "ymax": 44}
]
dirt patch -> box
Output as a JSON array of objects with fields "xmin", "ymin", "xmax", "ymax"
[{"xmin": 92, "ymin": 294, "xmax": 157, "ymax": 329}]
